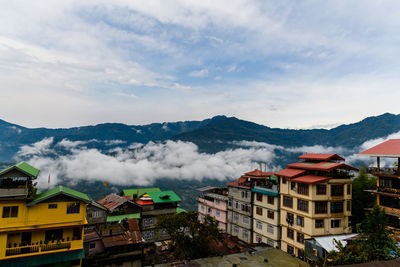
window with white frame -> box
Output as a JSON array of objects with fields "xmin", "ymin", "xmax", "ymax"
[
  {"xmin": 243, "ymin": 230, "xmax": 249, "ymax": 239},
  {"xmin": 233, "ymin": 225, "xmax": 239, "ymax": 234},
  {"xmin": 256, "ymin": 220, "xmax": 263, "ymax": 230},
  {"xmin": 243, "ymin": 216, "xmax": 250, "ymax": 225},
  {"xmin": 267, "ymin": 224, "xmax": 274, "ymax": 234},
  {"xmin": 233, "ymin": 212, "xmax": 239, "ymax": 221},
  {"xmin": 201, "ymin": 204, "xmax": 205, "ymax": 211},
  {"xmin": 215, "ymin": 199, "xmax": 220, "ymax": 205},
  {"xmin": 216, "ymin": 210, "xmax": 220, "ymax": 217}
]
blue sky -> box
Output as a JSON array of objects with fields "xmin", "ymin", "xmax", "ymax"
[{"xmin": 1, "ymin": 0, "xmax": 400, "ymax": 129}]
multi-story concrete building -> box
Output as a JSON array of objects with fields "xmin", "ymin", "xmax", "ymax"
[
  {"xmin": 197, "ymin": 186, "xmax": 229, "ymax": 232},
  {"xmin": 276, "ymin": 153, "xmax": 356, "ymax": 260},
  {"xmin": 252, "ymin": 173, "xmax": 280, "ymax": 248},
  {"xmin": 0, "ymin": 162, "xmax": 90, "ymax": 266},
  {"xmin": 227, "ymin": 170, "xmax": 274, "ymax": 243},
  {"xmin": 359, "ymin": 139, "xmax": 400, "ymax": 228}
]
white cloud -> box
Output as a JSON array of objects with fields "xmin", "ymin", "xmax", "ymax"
[
  {"xmin": 189, "ymin": 68, "xmax": 209, "ymax": 77},
  {"xmin": 18, "ymin": 137, "xmax": 55, "ymax": 157}
]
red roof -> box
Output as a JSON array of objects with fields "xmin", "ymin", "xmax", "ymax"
[
  {"xmin": 136, "ymin": 200, "xmax": 153, "ymax": 205},
  {"xmin": 359, "ymin": 139, "xmax": 400, "ymax": 157},
  {"xmin": 244, "ymin": 169, "xmax": 275, "ymax": 177},
  {"xmin": 298, "ymin": 153, "xmax": 344, "ymax": 161},
  {"xmin": 275, "ymin": 168, "xmax": 306, "ymax": 178},
  {"xmin": 287, "ymin": 162, "xmax": 358, "ymax": 171},
  {"xmin": 227, "ymin": 181, "xmax": 250, "ymax": 189},
  {"xmin": 97, "ymin": 193, "xmax": 131, "ymax": 211},
  {"xmin": 84, "ymin": 229, "xmax": 101, "ymax": 242},
  {"xmin": 291, "ymin": 175, "xmax": 330, "ymax": 184}
]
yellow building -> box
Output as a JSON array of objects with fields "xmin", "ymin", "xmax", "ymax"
[
  {"xmin": 0, "ymin": 162, "xmax": 90, "ymax": 266},
  {"xmin": 276, "ymin": 153, "xmax": 355, "ymax": 260}
]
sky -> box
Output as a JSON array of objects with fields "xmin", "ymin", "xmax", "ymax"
[{"xmin": 1, "ymin": 1, "xmax": 400, "ymax": 129}]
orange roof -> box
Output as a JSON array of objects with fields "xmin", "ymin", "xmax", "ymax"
[
  {"xmin": 291, "ymin": 175, "xmax": 330, "ymax": 184},
  {"xmin": 136, "ymin": 200, "xmax": 153, "ymax": 205},
  {"xmin": 359, "ymin": 139, "xmax": 400, "ymax": 157},
  {"xmin": 286, "ymin": 162, "xmax": 358, "ymax": 171},
  {"xmin": 244, "ymin": 169, "xmax": 275, "ymax": 177},
  {"xmin": 298, "ymin": 153, "xmax": 344, "ymax": 161},
  {"xmin": 275, "ymin": 168, "xmax": 306, "ymax": 178},
  {"xmin": 227, "ymin": 181, "xmax": 250, "ymax": 189}
]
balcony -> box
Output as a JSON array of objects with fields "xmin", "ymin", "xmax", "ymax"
[
  {"xmin": 0, "ymin": 188, "xmax": 28, "ymax": 198},
  {"xmin": 252, "ymin": 185, "xmax": 278, "ymax": 196},
  {"xmin": 378, "ymin": 187, "xmax": 400, "ymax": 195},
  {"xmin": 5, "ymin": 242, "xmax": 72, "ymax": 257},
  {"xmin": 368, "ymin": 167, "xmax": 400, "ymax": 176}
]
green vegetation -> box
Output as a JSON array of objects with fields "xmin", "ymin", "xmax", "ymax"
[
  {"xmin": 328, "ymin": 205, "xmax": 399, "ymax": 265},
  {"xmin": 156, "ymin": 211, "xmax": 223, "ymax": 260},
  {"xmin": 351, "ymin": 166, "xmax": 377, "ymax": 229}
]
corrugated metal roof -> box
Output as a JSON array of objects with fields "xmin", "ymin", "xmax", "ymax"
[
  {"xmin": 97, "ymin": 193, "xmax": 133, "ymax": 211},
  {"xmin": 251, "ymin": 187, "xmax": 278, "ymax": 196},
  {"xmin": 106, "ymin": 213, "xmax": 141, "ymax": 222},
  {"xmin": 312, "ymin": 233, "xmax": 358, "ymax": 252},
  {"xmin": 244, "ymin": 169, "xmax": 275, "ymax": 177},
  {"xmin": 275, "ymin": 168, "xmax": 306, "ymax": 178},
  {"xmin": 147, "ymin": 190, "xmax": 181, "ymax": 203},
  {"xmin": 359, "ymin": 139, "xmax": 400, "ymax": 157},
  {"xmin": 287, "ymin": 162, "xmax": 358, "ymax": 171},
  {"xmin": 299, "ymin": 153, "xmax": 344, "ymax": 161},
  {"xmin": 291, "ymin": 175, "xmax": 330, "ymax": 184},
  {"xmin": 0, "ymin": 161, "xmax": 40, "ymax": 178},
  {"xmin": 28, "ymin": 186, "xmax": 91, "ymax": 206}
]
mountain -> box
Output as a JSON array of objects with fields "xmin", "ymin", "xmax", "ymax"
[{"xmin": 1, "ymin": 113, "xmax": 400, "ymax": 160}]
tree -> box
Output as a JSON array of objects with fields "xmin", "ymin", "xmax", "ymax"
[
  {"xmin": 328, "ymin": 205, "xmax": 398, "ymax": 265},
  {"xmin": 351, "ymin": 166, "xmax": 376, "ymax": 229},
  {"xmin": 156, "ymin": 211, "xmax": 223, "ymax": 260}
]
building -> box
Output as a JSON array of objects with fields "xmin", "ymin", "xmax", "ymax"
[
  {"xmin": 252, "ymin": 172, "xmax": 281, "ymax": 248},
  {"xmin": 197, "ymin": 186, "xmax": 229, "ymax": 232},
  {"xmin": 123, "ymin": 188, "xmax": 182, "ymax": 243},
  {"xmin": 227, "ymin": 169, "xmax": 274, "ymax": 243},
  {"xmin": 276, "ymin": 153, "xmax": 356, "ymax": 259},
  {"xmin": 359, "ymin": 139, "xmax": 400, "ymax": 228},
  {"xmin": 0, "ymin": 162, "xmax": 90, "ymax": 266}
]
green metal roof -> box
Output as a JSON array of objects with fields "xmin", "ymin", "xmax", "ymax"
[
  {"xmin": 0, "ymin": 161, "xmax": 40, "ymax": 178},
  {"xmin": 147, "ymin": 190, "xmax": 181, "ymax": 203},
  {"xmin": 122, "ymin": 187, "xmax": 161, "ymax": 197},
  {"xmin": 28, "ymin": 186, "xmax": 91, "ymax": 206},
  {"xmin": 106, "ymin": 213, "xmax": 141, "ymax": 222},
  {"xmin": 176, "ymin": 207, "xmax": 187, "ymax": 213},
  {"xmin": 251, "ymin": 187, "xmax": 279, "ymax": 197}
]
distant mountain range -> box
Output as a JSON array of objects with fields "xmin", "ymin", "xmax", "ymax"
[{"xmin": 1, "ymin": 113, "xmax": 400, "ymax": 161}]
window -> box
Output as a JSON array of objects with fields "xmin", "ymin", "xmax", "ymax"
[
  {"xmin": 315, "ymin": 201, "xmax": 327, "ymax": 214},
  {"xmin": 243, "ymin": 230, "xmax": 249, "ymax": 239},
  {"xmin": 242, "ymin": 204, "xmax": 250, "ymax": 212},
  {"xmin": 2, "ymin": 206, "xmax": 18, "ymax": 218},
  {"xmin": 282, "ymin": 177, "xmax": 287, "ymax": 184},
  {"xmin": 283, "ymin": 196, "xmax": 293, "ymax": 208},
  {"xmin": 89, "ymin": 242, "xmax": 96, "ymax": 249},
  {"xmin": 67, "ymin": 203, "xmax": 80, "ymax": 214},
  {"xmin": 256, "ymin": 206, "xmax": 263, "ymax": 216},
  {"xmin": 233, "ymin": 226, "xmax": 239, "ymax": 234},
  {"xmin": 287, "ymin": 245, "xmax": 294, "ymax": 255},
  {"xmin": 233, "ymin": 212, "xmax": 239, "ymax": 221},
  {"xmin": 216, "ymin": 199, "xmax": 220, "ymax": 205},
  {"xmin": 286, "ymin": 212, "xmax": 294, "ymax": 226},
  {"xmin": 228, "ymin": 199, "xmax": 232, "ymax": 207},
  {"xmin": 331, "ymin": 219, "xmax": 340, "ymax": 228},
  {"xmin": 160, "ymin": 229, "xmax": 169, "ymax": 237},
  {"xmin": 231, "ymin": 187, "xmax": 238, "ymax": 194},
  {"xmin": 234, "ymin": 200, "xmax": 239, "ymax": 209},
  {"xmin": 298, "ymin": 183, "xmax": 309, "ymax": 195},
  {"xmin": 208, "ymin": 207, "xmax": 212, "ymax": 214},
  {"xmin": 287, "ymin": 228, "xmax": 294, "ymax": 239},
  {"xmin": 73, "ymin": 227, "xmax": 82, "ymax": 240},
  {"xmin": 199, "ymin": 214, "xmax": 204, "ymax": 221},
  {"xmin": 331, "ymin": 184, "xmax": 344, "ymax": 196},
  {"xmin": 143, "ymin": 217, "xmax": 155, "ymax": 227},
  {"xmin": 291, "ymin": 182, "xmax": 296, "ymax": 191},
  {"xmin": 267, "ymin": 224, "xmax": 274, "ymax": 234},
  {"xmin": 243, "ymin": 216, "xmax": 250, "ymax": 225},
  {"xmin": 267, "ymin": 238, "xmax": 274, "ymax": 247},
  {"xmin": 296, "ymin": 216, "xmax": 304, "ymax": 227},
  {"xmin": 142, "ymin": 230, "xmax": 154, "ymax": 241},
  {"xmin": 256, "ymin": 220, "xmax": 263, "ymax": 230},
  {"xmin": 201, "ymin": 204, "xmax": 205, "ymax": 211},
  {"xmin": 267, "ymin": 210, "xmax": 274, "ymax": 219},
  {"xmin": 267, "ymin": 196, "xmax": 274, "ymax": 205},
  {"xmin": 347, "ymin": 200, "xmax": 351, "ymax": 211},
  {"xmin": 48, "ymin": 204, "xmax": 57, "ymax": 209},
  {"xmin": 241, "ymin": 190, "xmax": 249, "ymax": 199},
  {"xmin": 315, "ymin": 219, "xmax": 324, "ymax": 228},
  {"xmin": 331, "ymin": 201, "xmax": 343, "ymax": 213},
  {"xmin": 256, "ymin": 193, "xmax": 263, "ymax": 202},
  {"xmin": 316, "ymin": 184, "xmax": 326, "ymax": 195},
  {"xmin": 297, "ymin": 232, "xmax": 304, "ymax": 244},
  {"xmin": 256, "ymin": 234, "xmax": 262, "ymax": 243},
  {"xmin": 216, "ymin": 210, "xmax": 220, "ymax": 217},
  {"xmin": 297, "ymin": 199, "xmax": 309, "ymax": 212},
  {"xmin": 347, "ymin": 184, "xmax": 351, "ymax": 195}
]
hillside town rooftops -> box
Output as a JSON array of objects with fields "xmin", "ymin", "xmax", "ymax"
[
  {"xmin": 97, "ymin": 193, "xmax": 138, "ymax": 211},
  {"xmin": 359, "ymin": 139, "xmax": 400, "ymax": 157},
  {"xmin": 0, "ymin": 161, "xmax": 40, "ymax": 178},
  {"xmin": 299, "ymin": 153, "xmax": 345, "ymax": 161},
  {"xmin": 28, "ymin": 185, "xmax": 91, "ymax": 206},
  {"xmin": 275, "ymin": 168, "xmax": 306, "ymax": 178}
]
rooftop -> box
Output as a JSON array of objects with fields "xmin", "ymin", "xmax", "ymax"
[
  {"xmin": 275, "ymin": 168, "xmax": 306, "ymax": 178},
  {"xmin": 28, "ymin": 186, "xmax": 91, "ymax": 206},
  {"xmin": 122, "ymin": 187, "xmax": 161, "ymax": 197},
  {"xmin": 97, "ymin": 193, "xmax": 134, "ymax": 211},
  {"xmin": 147, "ymin": 190, "xmax": 181, "ymax": 203},
  {"xmin": 299, "ymin": 153, "xmax": 345, "ymax": 161},
  {"xmin": 286, "ymin": 161, "xmax": 357, "ymax": 172},
  {"xmin": 244, "ymin": 169, "xmax": 275, "ymax": 177},
  {"xmin": 291, "ymin": 175, "xmax": 331, "ymax": 184},
  {"xmin": 0, "ymin": 161, "xmax": 40, "ymax": 178},
  {"xmin": 359, "ymin": 139, "xmax": 400, "ymax": 158}
]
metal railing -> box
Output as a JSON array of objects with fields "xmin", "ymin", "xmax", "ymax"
[
  {"xmin": 5, "ymin": 242, "xmax": 72, "ymax": 257},
  {"xmin": 368, "ymin": 167, "xmax": 400, "ymax": 175}
]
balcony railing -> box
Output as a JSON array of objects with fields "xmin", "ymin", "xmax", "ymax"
[
  {"xmin": 0, "ymin": 188, "xmax": 28, "ymax": 198},
  {"xmin": 5, "ymin": 242, "xmax": 72, "ymax": 257},
  {"xmin": 368, "ymin": 167, "xmax": 400, "ymax": 176},
  {"xmin": 378, "ymin": 187, "xmax": 400, "ymax": 195}
]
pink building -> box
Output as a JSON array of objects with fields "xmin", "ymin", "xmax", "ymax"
[{"xmin": 197, "ymin": 186, "xmax": 228, "ymax": 232}]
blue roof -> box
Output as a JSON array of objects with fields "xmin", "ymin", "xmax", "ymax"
[{"xmin": 251, "ymin": 187, "xmax": 278, "ymax": 196}]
